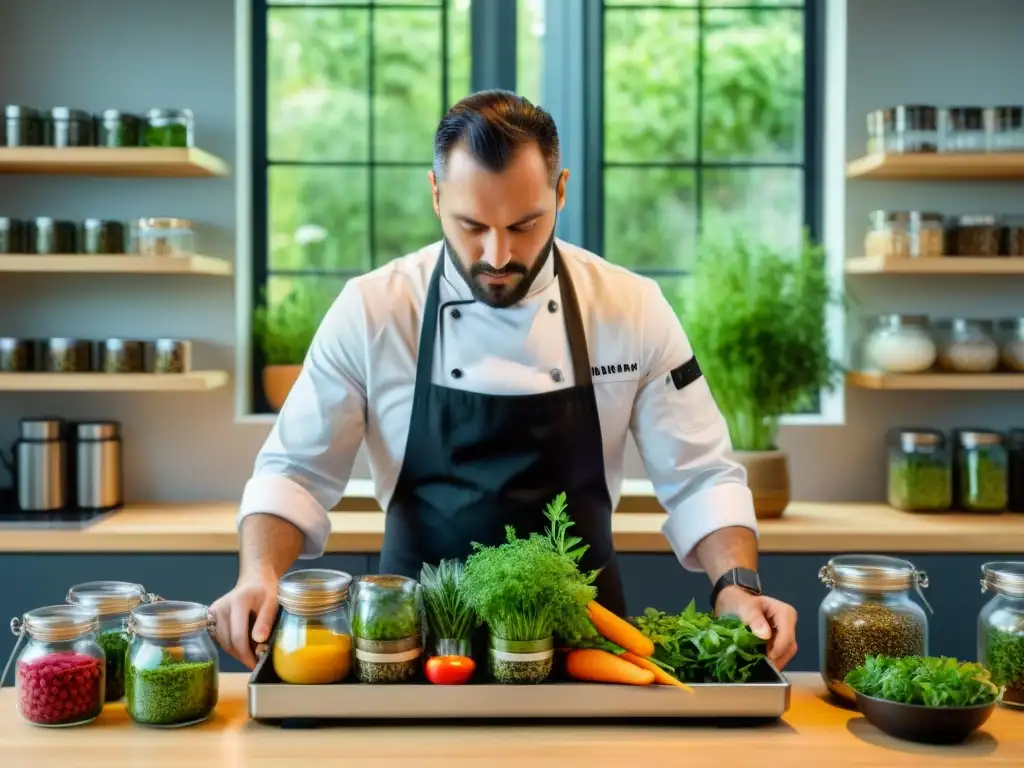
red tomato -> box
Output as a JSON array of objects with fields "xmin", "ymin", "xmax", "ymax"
[{"xmin": 425, "ymin": 655, "xmax": 476, "ymax": 685}]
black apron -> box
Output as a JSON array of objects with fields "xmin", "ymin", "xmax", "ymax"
[{"xmin": 378, "ymin": 244, "xmax": 627, "ymax": 617}]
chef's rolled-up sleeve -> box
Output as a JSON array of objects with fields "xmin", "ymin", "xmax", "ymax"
[
  {"xmin": 238, "ymin": 281, "xmax": 369, "ymax": 559},
  {"xmin": 629, "ymin": 284, "xmax": 758, "ymax": 572}
]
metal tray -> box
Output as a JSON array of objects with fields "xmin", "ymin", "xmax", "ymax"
[{"xmin": 247, "ymin": 648, "xmax": 791, "ymax": 725}]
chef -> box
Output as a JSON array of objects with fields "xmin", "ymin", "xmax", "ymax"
[{"xmin": 211, "ymin": 89, "xmax": 798, "ymax": 671}]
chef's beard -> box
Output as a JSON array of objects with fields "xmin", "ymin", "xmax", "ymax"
[{"xmin": 445, "ymin": 226, "xmax": 556, "ymax": 309}]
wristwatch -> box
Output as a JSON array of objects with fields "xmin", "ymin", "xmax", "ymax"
[{"xmin": 710, "ymin": 567, "xmax": 763, "ymax": 609}]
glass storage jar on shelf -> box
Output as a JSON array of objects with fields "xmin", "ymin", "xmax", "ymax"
[
  {"xmin": 133, "ymin": 218, "xmax": 194, "ymax": 258},
  {"xmin": 1000, "ymin": 318, "xmax": 1024, "ymax": 372},
  {"xmin": 886, "ymin": 428, "xmax": 952, "ymax": 512},
  {"xmin": 350, "ymin": 574, "xmax": 423, "ymax": 684},
  {"xmin": 978, "ymin": 561, "xmax": 1024, "ymax": 708},
  {"xmin": 4, "ymin": 605, "xmax": 105, "ymax": 727},
  {"xmin": 272, "ymin": 568, "xmax": 353, "ymax": 685},
  {"xmin": 954, "ymin": 429, "xmax": 1008, "ymax": 513},
  {"xmin": 1003, "ymin": 216, "xmax": 1024, "ymax": 257},
  {"xmin": 1009, "ymin": 429, "xmax": 1024, "ymax": 513},
  {"xmin": 863, "ymin": 314, "xmax": 937, "ymax": 374},
  {"xmin": 66, "ymin": 581, "xmax": 161, "ymax": 701},
  {"xmin": 948, "ymin": 214, "xmax": 1002, "ymax": 257},
  {"xmin": 889, "ymin": 105, "xmax": 939, "ymax": 153},
  {"xmin": 943, "ymin": 106, "xmax": 988, "ymax": 152},
  {"xmin": 144, "ymin": 108, "xmax": 194, "ymax": 147},
  {"xmin": 989, "ymin": 106, "xmax": 1024, "ymax": 151},
  {"xmin": 124, "ymin": 601, "xmax": 218, "ymax": 727},
  {"xmin": 865, "ymin": 109, "xmax": 890, "ymax": 154},
  {"xmin": 818, "ymin": 555, "xmax": 931, "ymax": 703},
  {"xmin": 864, "ymin": 211, "xmax": 944, "ymax": 260},
  {"xmin": 937, "ymin": 319, "xmax": 1000, "ymax": 373}
]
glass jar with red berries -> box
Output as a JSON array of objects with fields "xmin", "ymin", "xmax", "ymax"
[{"xmin": 4, "ymin": 605, "xmax": 106, "ymax": 727}]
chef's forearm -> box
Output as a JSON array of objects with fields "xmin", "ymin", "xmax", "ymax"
[
  {"xmin": 238, "ymin": 513, "xmax": 305, "ymax": 582},
  {"xmin": 693, "ymin": 525, "xmax": 759, "ymax": 583}
]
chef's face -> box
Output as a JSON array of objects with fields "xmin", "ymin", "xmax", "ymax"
[{"xmin": 430, "ymin": 142, "xmax": 568, "ymax": 308}]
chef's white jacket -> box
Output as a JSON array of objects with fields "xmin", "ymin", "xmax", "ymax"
[{"xmin": 239, "ymin": 238, "xmax": 758, "ymax": 570}]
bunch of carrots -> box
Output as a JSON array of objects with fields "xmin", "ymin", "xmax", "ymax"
[{"xmin": 564, "ymin": 601, "xmax": 692, "ymax": 691}]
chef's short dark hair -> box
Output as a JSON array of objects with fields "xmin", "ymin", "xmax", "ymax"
[{"xmin": 433, "ymin": 89, "xmax": 561, "ymax": 185}]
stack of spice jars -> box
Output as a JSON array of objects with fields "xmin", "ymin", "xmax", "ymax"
[
  {"xmin": 2, "ymin": 105, "xmax": 195, "ymax": 148},
  {"xmin": 864, "ymin": 103, "xmax": 1024, "ymax": 155},
  {"xmin": 271, "ymin": 569, "xmax": 354, "ymax": 685},
  {"xmin": 863, "ymin": 210, "xmax": 1024, "ymax": 261},
  {"xmin": 978, "ymin": 561, "xmax": 1024, "ymax": 709}
]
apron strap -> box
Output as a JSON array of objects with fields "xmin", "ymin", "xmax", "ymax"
[{"xmin": 552, "ymin": 244, "xmax": 593, "ymax": 388}]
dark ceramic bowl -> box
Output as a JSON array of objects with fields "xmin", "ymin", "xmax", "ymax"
[{"xmin": 854, "ymin": 691, "xmax": 999, "ymax": 745}]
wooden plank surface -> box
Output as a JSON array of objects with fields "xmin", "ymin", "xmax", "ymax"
[
  {"xmin": 0, "ymin": 146, "xmax": 230, "ymax": 177},
  {"xmin": 845, "ymin": 256, "xmax": 1024, "ymax": 275},
  {"xmin": 0, "ymin": 673, "xmax": 1019, "ymax": 767},
  {"xmin": 0, "ymin": 254, "xmax": 232, "ymax": 275},
  {"xmin": 847, "ymin": 371, "xmax": 1024, "ymax": 390},
  {"xmin": 0, "ymin": 371, "xmax": 229, "ymax": 392},
  {"xmin": 846, "ymin": 151, "xmax": 1024, "ymax": 180},
  {"xmin": 3, "ymin": 500, "xmax": 1024, "ymax": 553}
]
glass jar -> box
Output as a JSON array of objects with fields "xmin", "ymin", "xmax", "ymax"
[
  {"xmin": 144, "ymin": 108, "xmax": 194, "ymax": 148},
  {"xmin": 863, "ymin": 314, "xmax": 936, "ymax": 374},
  {"xmin": 44, "ymin": 107, "xmax": 95, "ymax": 148},
  {"xmin": 938, "ymin": 319, "xmax": 1000, "ymax": 373},
  {"xmin": 818, "ymin": 555, "xmax": 930, "ymax": 703},
  {"xmin": 948, "ymin": 214, "xmax": 1001, "ymax": 257},
  {"xmin": 272, "ymin": 568, "xmax": 353, "ymax": 685},
  {"xmin": 66, "ymin": 581, "xmax": 160, "ymax": 702},
  {"xmin": 124, "ymin": 601, "xmax": 218, "ymax": 727},
  {"xmin": 350, "ymin": 574, "xmax": 422, "ymax": 684},
  {"xmin": 989, "ymin": 106, "xmax": 1024, "ymax": 152},
  {"xmin": 889, "ymin": 105, "xmax": 939, "ymax": 153},
  {"xmin": 134, "ymin": 217, "xmax": 194, "ymax": 258},
  {"xmin": 3, "ymin": 105, "xmax": 43, "ymax": 147},
  {"xmin": 1000, "ymin": 318, "xmax": 1024, "ymax": 372},
  {"xmin": 96, "ymin": 110, "xmax": 142, "ymax": 148},
  {"xmin": 1009, "ymin": 429, "xmax": 1024, "ymax": 513},
  {"xmin": 4, "ymin": 605, "xmax": 106, "ymax": 726},
  {"xmin": 864, "ymin": 210, "xmax": 944, "ymax": 260},
  {"xmin": 1002, "ymin": 216, "xmax": 1024, "ymax": 257},
  {"xmin": 955, "ymin": 430, "xmax": 1008, "ymax": 513},
  {"xmin": 865, "ymin": 109, "xmax": 888, "ymax": 154},
  {"xmin": 978, "ymin": 562, "xmax": 1024, "ymax": 708},
  {"xmin": 944, "ymin": 106, "xmax": 988, "ymax": 152},
  {"xmin": 886, "ymin": 428, "xmax": 952, "ymax": 512}
]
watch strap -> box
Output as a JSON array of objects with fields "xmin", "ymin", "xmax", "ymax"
[{"xmin": 710, "ymin": 567, "xmax": 763, "ymax": 608}]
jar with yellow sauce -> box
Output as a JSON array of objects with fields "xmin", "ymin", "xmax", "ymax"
[{"xmin": 271, "ymin": 569, "xmax": 353, "ymax": 685}]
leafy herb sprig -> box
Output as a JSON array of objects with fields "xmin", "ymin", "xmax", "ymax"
[
  {"xmin": 633, "ymin": 600, "xmax": 767, "ymax": 683},
  {"xmin": 986, "ymin": 628, "xmax": 1024, "ymax": 690},
  {"xmin": 419, "ymin": 559, "xmax": 476, "ymax": 641},
  {"xmin": 845, "ymin": 655, "xmax": 1001, "ymax": 707}
]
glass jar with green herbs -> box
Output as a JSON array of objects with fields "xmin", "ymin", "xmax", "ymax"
[
  {"xmin": 144, "ymin": 108, "xmax": 194, "ymax": 148},
  {"xmin": 350, "ymin": 574, "xmax": 422, "ymax": 683},
  {"xmin": 955, "ymin": 430, "xmax": 1008, "ymax": 512},
  {"xmin": 124, "ymin": 601, "xmax": 218, "ymax": 727},
  {"xmin": 66, "ymin": 581, "xmax": 159, "ymax": 702},
  {"xmin": 978, "ymin": 561, "xmax": 1024, "ymax": 708},
  {"xmin": 818, "ymin": 554, "xmax": 931, "ymax": 703},
  {"xmin": 886, "ymin": 428, "xmax": 952, "ymax": 511}
]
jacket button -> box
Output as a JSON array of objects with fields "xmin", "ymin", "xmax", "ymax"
[
  {"xmin": 548, "ymin": 300, "xmax": 558, "ymax": 313},
  {"xmin": 551, "ymin": 369, "xmax": 563, "ymax": 383},
  {"xmin": 451, "ymin": 308, "xmax": 461, "ymax": 319},
  {"xmin": 451, "ymin": 368, "xmax": 463, "ymax": 379}
]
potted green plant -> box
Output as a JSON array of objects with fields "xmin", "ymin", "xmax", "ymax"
[
  {"xmin": 251, "ymin": 282, "xmax": 332, "ymax": 411},
  {"xmin": 682, "ymin": 229, "xmax": 843, "ymax": 518}
]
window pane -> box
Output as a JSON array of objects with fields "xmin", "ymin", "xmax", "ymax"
[
  {"xmin": 447, "ymin": 0, "xmax": 472, "ymax": 104},
  {"xmin": 604, "ymin": 9, "xmax": 698, "ymax": 163},
  {"xmin": 707, "ymin": 1, "xmax": 803, "ymax": 7},
  {"xmin": 702, "ymin": 9, "xmax": 804, "ymax": 162},
  {"xmin": 604, "ymin": 168, "xmax": 697, "ymax": 271},
  {"xmin": 517, "ymin": 0, "xmax": 545, "ymax": 106},
  {"xmin": 269, "ymin": 166, "xmax": 370, "ymax": 271},
  {"xmin": 700, "ymin": 167, "xmax": 803, "ymax": 254},
  {"xmin": 373, "ymin": 167, "xmax": 438, "ymax": 266},
  {"xmin": 269, "ymin": 1, "xmax": 364, "ymax": 5},
  {"xmin": 604, "ymin": 1, "xmax": 696, "ymax": 6},
  {"xmin": 375, "ymin": 0, "xmax": 441, "ymax": 5},
  {"xmin": 268, "ymin": 8, "xmax": 369, "ymax": 163}
]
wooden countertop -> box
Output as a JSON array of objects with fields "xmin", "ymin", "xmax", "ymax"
[
  {"xmin": 2, "ymin": 496, "xmax": 1024, "ymax": 553},
  {"xmin": 1, "ymin": 673, "xmax": 1020, "ymax": 766}
]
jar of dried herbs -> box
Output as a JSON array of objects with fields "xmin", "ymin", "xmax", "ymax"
[
  {"xmin": 350, "ymin": 574, "xmax": 423, "ymax": 683},
  {"xmin": 144, "ymin": 109, "xmax": 194, "ymax": 148},
  {"xmin": 43, "ymin": 338, "xmax": 92, "ymax": 372},
  {"xmin": 30, "ymin": 217, "xmax": 76, "ymax": 255},
  {"xmin": 124, "ymin": 600, "xmax": 218, "ymax": 727},
  {"xmin": 44, "ymin": 107, "xmax": 95, "ymax": 148},
  {"xmin": 146, "ymin": 339, "xmax": 191, "ymax": 374},
  {"xmin": 96, "ymin": 110, "xmax": 142, "ymax": 148},
  {"xmin": 0, "ymin": 217, "xmax": 27, "ymax": 253},
  {"xmin": 948, "ymin": 214, "xmax": 1002, "ymax": 257},
  {"xmin": 864, "ymin": 211, "xmax": 945, "ymax": 260},
  {"xmin": 978, "ymin": 561, "xmax": 1024, "ymax": 709},
  {"xmin": 66, "ymin": 581, "xmax": 161, "ymax": 702},
  {"xmin": 99, "ymin": 339, "xmax": 145, "ymax": 373},
  {"xmin": 886, "ymin": 428, "xmax": 952, "ymax": 512},
  {"xmin": 488, "ymin": 636, "xmax": 554, "ymax": 684},
  {"xmin": 954, "ymin": 430, "xmax": 1008, "ymax": 513},
  {"xmin": 3, "ymin": 105, "xmax": 43, "ymax": 147},
  {"xmin": 818, "ymin": 554, "xmax": 930, "ymax": 703},
  {"xmin": 80, "ymin": 220, "xmax": 126, "ymax": 255},
  {"xmin": 0, "ymin": 338, "xmax": 33, "ymax": 372}
]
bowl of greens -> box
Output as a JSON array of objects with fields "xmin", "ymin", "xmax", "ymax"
[{"xmin": 846, "ymin": 655, "xmax": 1002, "ymax": 745}]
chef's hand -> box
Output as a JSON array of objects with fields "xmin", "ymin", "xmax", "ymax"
[
  {"xmin": 714, "ymin": 586, "xmax": 798, "ymax": 670},
  {"xmin": 209, "ymin": 571, "xmax": 279, "ymax": 670}
]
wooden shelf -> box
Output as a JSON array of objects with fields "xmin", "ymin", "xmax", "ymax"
[
  {"xmin": 845, "ymin": 256, "xmax": 1024, "ymax": 275},
  {"xmin": 0, "ymin": 254, "xmax": 232, "ymax": 275},
  {"xmin": 847, "ymin": 371, "xmax": 1024, "ymax": 390},
  {"xmin": 0, "ymin": 371, "xmax": 229, "ymax": 392},
  {"xmin": 846, "ymin": 152, "xmax": 1024, "ymax": 180},
  {"xmin": 0, "ymin": 147, "xmax": 230, "ymax": 177}
]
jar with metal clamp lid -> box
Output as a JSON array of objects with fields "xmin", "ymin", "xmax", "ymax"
[
  {"xmin": 66, "ymin": 581, "xmax": 160, "ymax": 701},
  {"xmin": 272, "ymin": 568, "xmax": 354, "ymax": 685},
  {"xmin": 979, "ymin": 561, "xmax": 1024, "ymax": 708},
  {"xmin": 818, "ymin": 555, "xmax": 931, "ymax": 703},
  {"xmin": 3, "ymin": 605, "xmax": 105, "ymax": 726},
  {"xmin": 124, "ymin": 600, "xmax": 218, "ymax": 727}
]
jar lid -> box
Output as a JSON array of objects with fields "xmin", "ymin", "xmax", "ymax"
[
  {"xmin": 126, "ymin": 600, "xmax": 212, "ymax": 640},
  {"xmin": 958, "ymin": 430, "xmax": 1003, "ymax": 448},
  {"xmin": 981, "ymin": 562, "xmax": 1024, "ymax": 598},
  {"xmin": 278, "ymin": 568, "xmax": 352, "ymax": 615},
  {"xmin": 891, "ymin": 428, "xmax": 943, "ymax": 450},
  {"xmin": 136, "ymin": 217, "xmax": 192, "ymax": 230},
  {"xmin": 869, "ymin": 211, "xmax": 943, "ymax": 226},
  {"xmin": 49, "ymin": 107, "xmax": 90, "ymax": 121},
  {"xmin": 955, "ymin": 214, "xmax": 997, "ymax": 227},
  {"xmin": 12, "ymin": 605, "xmax": 99, "ymax": 643},
  {"xmin": 878, "ymin": 313, "xmax": 929, "ymax": 330},
  {"xmin": 75, "ymin": 421, "xmax": 121, "ymax": 441},
  {"xmin": 66, "ymin": 580, "xmax": 147, "ymax": 617},
  {"xmin": 19, "ymin": 418, "xmax": 63, "ymax": 441},
  {"xmin": 819, "ymin": 554, "xmax": 928, "ymax": 593},
  {"xmin": 357, "ymin": 574, "xmax": 417, "ymax": 591},
  {"xmin": 145, "ymin": 108, "xmax": 194, "ymax": 123}
]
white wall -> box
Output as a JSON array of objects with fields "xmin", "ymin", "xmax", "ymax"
[{"xmin": 1, "ymin": 0, "xmax": 1021, "ymax": 505}]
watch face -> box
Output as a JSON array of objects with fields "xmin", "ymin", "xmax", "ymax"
[{"xmin": 736, "ymin": 569, "xmax": 762, "ymax": 593}]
